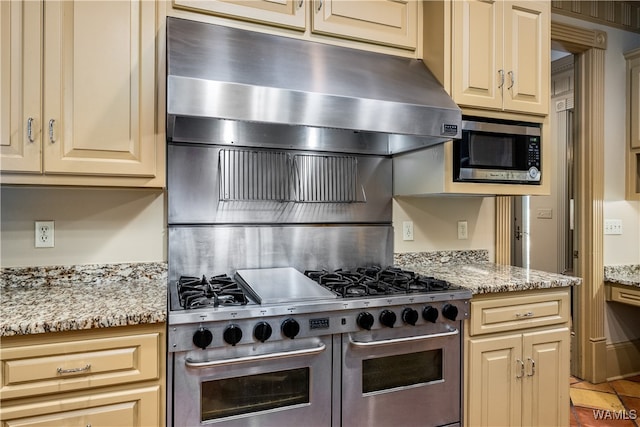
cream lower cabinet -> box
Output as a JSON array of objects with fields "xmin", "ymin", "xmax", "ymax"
[
  {"xmin": 465, "ymin": 289, "xmax": 570, "ymax": 427},
  {"xmin": 0, "ymin": 0, "xmax": 165, "ymax": 187},
  {"xmin": 0, "ymin": 323, "xmax": 165, "ymax": 427}
]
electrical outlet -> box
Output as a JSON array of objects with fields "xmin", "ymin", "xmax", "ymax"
[
  {"xmin": 604, "ymin": 219, "xmax": 623, "ymax": 235},
  {"xmin": 35, "ymin": 221, "xmax": 55, "ymax": 248},
  {"xmin": 402, "ymin": 221, "xmax": 414, "ymax": 241},
  {"xmin": 457, "ymin": 220, "xmax": 468, "ymax": 240}
]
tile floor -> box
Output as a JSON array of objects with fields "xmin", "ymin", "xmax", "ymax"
[{"xmin": 570, "ymin": 375, "xmax": 640, "ymax": 426}]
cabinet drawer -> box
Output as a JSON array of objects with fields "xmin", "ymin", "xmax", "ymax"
[
  {"xmin": 0, "ymin": 333, "xmax": 159, "ymax": 400},
  {"xmin": 470, "ymin": 291, "xmax": 570, "ymax": 336},
  {"xmin": 0, "ymin": 385, "xmax": 160, "ymax": 427}
]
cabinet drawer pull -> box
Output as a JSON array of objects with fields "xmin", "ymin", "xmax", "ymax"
[
  {"xmin": 27, "ymin": 117, "xmax": 35, "ymax": 143},
  {"xmin": 298, "ymin": 0, "xmax": 303, "ymax": 9},
  {"xmin": 317, "ymin": 0, "xmax": 322, "ymax": 12},
  {"xmin": 498, "ymin": 69, "xmax": 505, "ymax": 89},
  {"xmin": 516, "ymin": 359, "xmax": 525, "ymax": 378},
  {"xmin": 527, "ymin": 357, "xmax": 535, "ymax": 376},
  {"xmin": 57, "ymin": 364, "xmax": 91, "ymax": 375},
  {"xmin": 507, "ymin": 71, "xmax": 515, "ymax": 90},
  {"xmin": 515, "ymin": 311, "xmax": 534, "ymax": 318},
  {"xmin": 49, "ymin": 119, "xmax": 56, "ymax": 143}
]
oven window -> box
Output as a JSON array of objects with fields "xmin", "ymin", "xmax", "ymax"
[
  {"xmin": 362, "ymin": 350, "xmax": 442, "ymax": 394},
  {"xmin": 201, "ymin": 368, "xmax": 310, "ymax": 421}
]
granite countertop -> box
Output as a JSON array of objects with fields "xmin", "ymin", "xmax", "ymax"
[
  {"xmin": 604, "ymin": 265, "xmax": 640, "ymax": 288},
  {"xmin": 395, "ymin": 250, "xmax": 582, "ymax": 295},
  {"xmin": 0, "ymin": 263, "xmax": 167, "ymax": 337}
]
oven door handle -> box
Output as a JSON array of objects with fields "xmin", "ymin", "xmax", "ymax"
[
  {"xmin": 184, "ymin": 343, "xmax": 326, "ymax": 368},
  {"xmin": 349, "ymin": 328, "xmax": 459, "ymax": 347}
]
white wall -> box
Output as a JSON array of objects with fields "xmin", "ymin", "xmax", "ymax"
[
  {"xmin": 393, "ymin": 196, "xmax": 495, "ymax": 261},
  {"xmin": 0, "ymin": 187, "xmax": 165, "ymax": 268}
]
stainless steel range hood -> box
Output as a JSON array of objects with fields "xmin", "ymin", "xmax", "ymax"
[{"xmin": 166, "ymin": 17, "xmax": 461, "ymax": 155}]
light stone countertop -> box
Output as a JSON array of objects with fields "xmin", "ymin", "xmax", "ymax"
[
  {"xmin": 0, "ymin": 263, "xmax": 167, "ymax": 337},
  {"xmin": 395, "ymin": 250, "xmax": 581, "ymax": 295},
  {"xmin": 604, "ymin": 265, "xmax": 640, "ymax": 288}
]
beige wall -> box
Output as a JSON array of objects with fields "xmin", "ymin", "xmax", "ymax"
[
  {"xmin": 0, "ymin": 187, "xmax": 165, "ymax": 268},
  {"xmin": 552, "ymin": 14, "xmax": 640, "ymax": 347},
  {"xmin": 392, "ymin": 196, "xmax": 495, "ymax": 261}
]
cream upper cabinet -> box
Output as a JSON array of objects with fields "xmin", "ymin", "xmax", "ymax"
[
  {"xmin": 0, "ymin": 0, "xmax": 42, "ymax": 173},
  {"xmin": 312, "ymin": 0, "xmax": 417, "ymax": 50},
  {"xmin": 465, "ymin": 289, "xmax": 570, "ymax": 427},
  {"xmin": 171, "ymin": 0, "xmax": 418, "ymax": 51},
  {"xmin": 452, "ymin": 0, "xmax": 549, "ymax": 115},
  {"xmin": 626, "ymin": 48, "xmax": 640, "ymax": 199},
  {"xmin": 172, "ymin": 0, "xmax": 306, "ymax": 30},
  {"xmin": 448, "ymin": 0, "xmax": 549, "ymax": 116},
  {"xmin": 0, "ymin": 0, "xmax": 164, "ymax": 187}
]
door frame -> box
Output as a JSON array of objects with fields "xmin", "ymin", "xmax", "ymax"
[{"xmin": 496, "ymin": 21, "xmax": 607, "ymax": 383}]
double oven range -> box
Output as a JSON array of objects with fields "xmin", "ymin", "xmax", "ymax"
[{"xmin": 166, "ymin": 129, "xmax": 471, "ymax": 426}]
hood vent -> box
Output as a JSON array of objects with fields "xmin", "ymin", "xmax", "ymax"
[{"xmin": 167, "ymin": 17, "xmax": 461, "ymax": 155}]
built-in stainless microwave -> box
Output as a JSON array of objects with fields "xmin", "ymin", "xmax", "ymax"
[{"xmin": 453, "ymin": 118, "xmax": 541, "ymax": 184}]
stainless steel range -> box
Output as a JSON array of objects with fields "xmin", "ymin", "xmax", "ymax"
[{"xmin": 166, "ymin": 16, "xmax": 469, "ymax": 427}]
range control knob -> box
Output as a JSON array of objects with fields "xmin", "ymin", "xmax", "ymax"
[
  {"xmin": 442, "ymin": 304, "xmax": 459, "ymax": 321},
  {"xmin": 379, "ymin": 310, "xmax": 397, "ymax": 328},
  {"xmin": 402, "ymin": 308, "xmax": 419, "ymax": 326},
  {"xmin": 254, "ymin": 321, "xmax": 272, "ymax": 343},
  {"xmin": 422, "ymin": 306, "xmax": 439, "ymax": 323},
  {"xmin": 193, "ymin": 327, "xmax": 213, "ymax": 349},
  {"xmin": 281, "ymin": 318, "xmax": 300, "ymax": 339},
  {"xmin": 223, "ymin": 324, "xmax": 243, "ymax": 346},
  {"xmin": 357, "ymin": 312, "xmax": 375, "ymax": 330}
]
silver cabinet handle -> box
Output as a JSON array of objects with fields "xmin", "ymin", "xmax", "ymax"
[
  {"xmin": 48, "ymin": 119, "xmax": 56, "ymax": 143},
  {"xmin": 527, "ymin": 357, "xmax": 535, "ymax": 376},
  {"xmin": 515, "ymin": 311, "xmax": 534, "ymax": 318},
  {"xmin": 27, "ymin": 117, "xmax": 35, "ymax": 143},
  {"xmin": 349, "ymin": 328, "xmax": 459, "ymax": 348},
  {"xmin": 498, "ymin": 69, "xmax": 505, "ymax": 89},
  {"xmin": 57, "ymin": 364, "xmax": 91, "ymax": 375},
  {"xmin": 317, "ymin": 0, "xmax": 322, "ymax": 12},
  {"xmin": 507, "ymin": 71, "xmax": 514, "ymax": 90},
  {"xmin": 185, "ymin": 343, "xmax": 326, "ymax": 368},
  {"xmin": 516, "ymin": 359, "xmax": 525, "ymax": 378}
]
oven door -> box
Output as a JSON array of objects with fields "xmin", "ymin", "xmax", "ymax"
[
  {"xmin": 341, "ymin": 325, "xmax": 462, "ymax": 427},
  {"xmin": 172, "ymin": 336, "xmax": 332, "ymax": 427}
]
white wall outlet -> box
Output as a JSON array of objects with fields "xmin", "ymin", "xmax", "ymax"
[
  {"xmin": 402, "ymin": 221, "xmax": 414, "ymax": 241},
  {"xmin": 35, "ymin": 221, "xmax": 55, "ymax": 248},
  {"xmin": 604, "ymin": 219, "xmax": 623, "ymax": 235},
  {"xmin": 457, "ymin": 220, "xmax": 468, "ymax": 240}
]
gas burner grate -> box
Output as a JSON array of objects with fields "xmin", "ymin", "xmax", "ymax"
[
  {"xmin": 304, "ymin": 267, "xmax": 454, "ymax": 297},
  {"xmin": 178, "ymin": 274, "xmax": 249, "ymax": 309}
]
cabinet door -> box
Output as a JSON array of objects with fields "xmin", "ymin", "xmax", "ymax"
[
  {"xmin": 503, "ymin": 0, "xmax": 549, "ymax": 115},
  {"xmin": 0, "ymin": 0, "xmax": 42, "ymax": 173},
  {"xmin": 521, "ymin": 328, "xmax": 570, "ymax": 427},
  {"xmin": 312, "ymin": 0, "xmax": 417, "ymax": 49},
  {"xmin": 173, "ymin": 0, "xmax": 306, "ymax": 30},
  {"xmin": 2, "ymin": 386, "xmax": 160, "ymax": 427},
  {"xmin": 631, "ymin": 62, "xmax": 640, "ymax": 149},
  {"xmin": 452, "ymin": 0, "xmax": 503, "ymax": 110},
  {"xmin": 42, "ymin": 1, "xmax": 157, "ymax": 177},
  {"xmin": 467, "ymin": 334, "xmax": 522, "ymax": 427}
]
